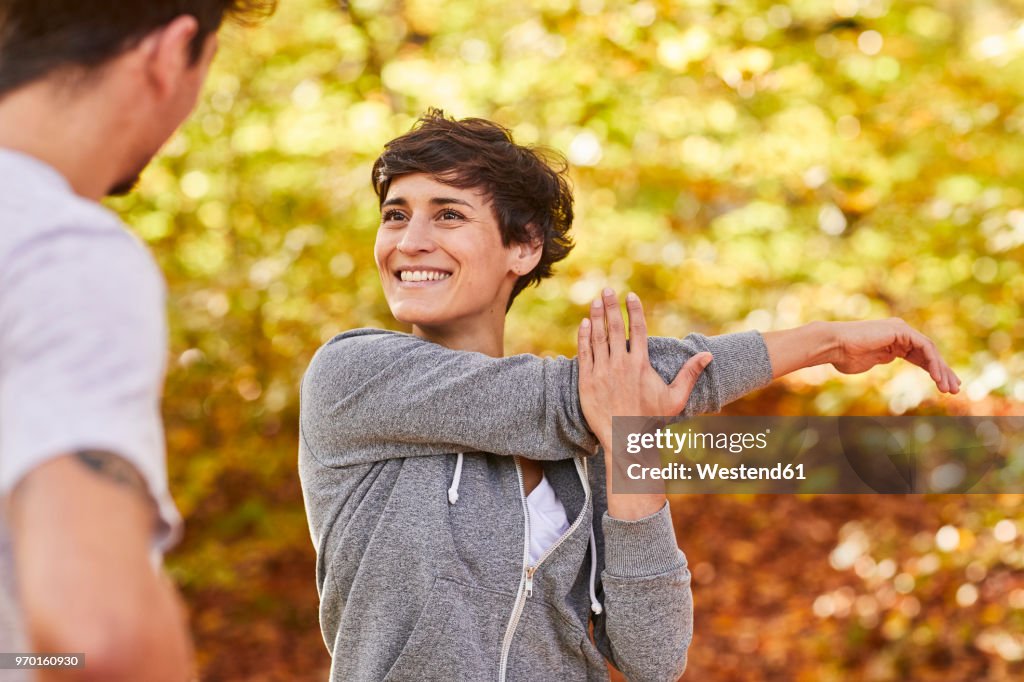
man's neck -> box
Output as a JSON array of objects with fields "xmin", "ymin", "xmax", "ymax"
[{"xmin": 0, "ymin": 81, "xmax": 132, "ymax": 201}]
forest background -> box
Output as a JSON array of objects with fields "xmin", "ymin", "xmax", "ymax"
[{"xmin": 107, "ymin": 0, "xmax": 1024, "ymax": 679}]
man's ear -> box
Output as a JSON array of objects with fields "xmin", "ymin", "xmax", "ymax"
[{"xmin": 136, "ymin": 15, "xmax": 201, "ymax": 98}]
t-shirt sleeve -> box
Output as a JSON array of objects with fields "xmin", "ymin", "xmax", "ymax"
[{"xmin": 0, "ymin": 228, "xmax": 181, "ymax": 552}]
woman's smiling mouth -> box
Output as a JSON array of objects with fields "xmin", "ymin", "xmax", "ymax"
[{"xmin": 396, "ymin": 268, "xmax": 453, "ymax": 283}]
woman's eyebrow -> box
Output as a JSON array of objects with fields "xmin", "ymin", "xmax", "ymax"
[
  {"xmin": 381, "ymin": 196, "xmax": 473, "ymax": 208},
  {"xmin": 430, "ymin": 197, "xmax": 473, "ymax": 207}
]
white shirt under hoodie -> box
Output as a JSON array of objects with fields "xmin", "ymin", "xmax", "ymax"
[{"xmin": 526, "ymin": 475, "xmax": 570, "ymax": 565}]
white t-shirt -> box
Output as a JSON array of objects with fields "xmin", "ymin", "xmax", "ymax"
[
  {"xmin": 0, "ymin": 149, "xmax": 181, "ymax": 665},
  {"xmin": 526, "ymin": 474, "xmax": 571, "ymax": 565}
]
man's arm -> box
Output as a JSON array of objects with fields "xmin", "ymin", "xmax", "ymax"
[
  {"xmin": 8, "ymin": 452, "xmax": 192, "ymax": 682},
  {"xmin": 0, "ymin": 229, "xmax": 191, "ymax": 681}
]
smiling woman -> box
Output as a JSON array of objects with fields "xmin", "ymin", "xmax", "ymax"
[
  {"xmin": 374, "ymin": 174, "xmax": 529, "ymax": 355},
  {"xmin": 297, "ymin": 110, "xmax": 960, "ymax": 682},
  {"xmin": 370, "ymin": 111, "xmax": 574, "ymax": 356}
]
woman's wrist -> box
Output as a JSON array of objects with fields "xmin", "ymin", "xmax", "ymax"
[
  {"xmin": 762, "ymin": 321, "xmax": 839, "ymax": 378},
  {"xmin": 602, "ymin": 444, "xmax": 667, "ymax": 520},
  {"xmin": 605, "ymin": 490, "xmax": 667, "ymax": 521},
  {"xmin": 806, "ymin": 320, "xmax": 841, "ymax": 366}
]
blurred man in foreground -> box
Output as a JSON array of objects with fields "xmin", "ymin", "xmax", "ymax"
[{"xmin": 0, "ymin": 2, "xmax": 273, "ymax": 679}]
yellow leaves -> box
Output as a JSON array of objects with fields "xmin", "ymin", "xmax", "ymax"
[
  {"xmin": 656, "ymin": 27, "xmax": 712, "ymax": 71},
  {"xmin": 567, "ymin": 130, "xmax": 603, "ymax": 167},
  {"xmin": 705, "ymin": 99, "xmax": 738, "ymax": 133},
  {"xmin": 346, "ymin": 100, "xmax": 401, "ymax": 153},
  {"xmin": 179, "ymin": 232, "xmax": 230, "ymax": 277},
  {"xmin": 181, "ymin": 170, "xmax": 212, "ymax": 199},
  {"xmin": 232, "ymin": 122, "xmax": 274, "ymax": 153},
  {"xmin": 136, "ymin": 212, "xmax": 173, "ymax": 242}
]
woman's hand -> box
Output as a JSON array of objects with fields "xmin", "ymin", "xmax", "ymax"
[
  {"xmin": 763, "ymin": 319, "xmax": 961, "ymax": 394},
  {"xmin": 578, "ymin": 289, "xmax": 711, "ymax": 521},
  {"xmin": 828, "ymin": 319, "xmax": 960, "ymax": 392},
  {"xmin": 578, "ymin": 289, "xmax": 712, "ymax": 451}
]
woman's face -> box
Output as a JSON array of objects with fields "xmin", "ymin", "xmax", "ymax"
[{"xmin": 374, "ymin": 173, "xmax": 535, "ymax": 335}]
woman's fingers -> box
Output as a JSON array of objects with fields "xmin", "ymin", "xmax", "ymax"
[
  {"xmin": 668, "ymin": 352, "xmax": 713, "ymax": 412},
  {"xmin": 904, "ymin": 328, "xmax": 954, "ymax": 392},
  {"xmin": 578, "ymin": 318, "xmax": 593, "ymax": 376},
  {"xmin": 907, "ymin": 331, "xmax": 943, "ymax": 388},
  {"xmin": 590, "ymin": 296, "xmax": 608, "ymax": 364},
  {"xmin": 603, "ymin": 288, "xmax": 627, "ymax": 361},
  {"xmin": 938, "ymin": 360, "xmax": 961, "ymax": 394},
  {"xmin": 896, "ymin": 325, "xmax": 961, "ymax": 394},
  {"xmin": 587, "ymin": 289, "xmax": 650, "ymax": 364},
  {"xmin": 626, "ymin": 292, "xmax": 649, "ymax": 364},
  {"xmin": 945, "ymin": 370, "xmax": 959, "ymax": 394}
]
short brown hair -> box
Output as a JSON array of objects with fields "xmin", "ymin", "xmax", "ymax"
[
  {"xmin": 372, "ymin": 109, "xmax": 575, "ymax": 308},
  {"xmin": 0, "ymin": 0, "xmax": 276, "ymax": 96}
]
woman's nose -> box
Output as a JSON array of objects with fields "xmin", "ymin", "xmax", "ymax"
[{"xmin": 396, "ymin": 217, "xmax": 435, "ymax": 254}]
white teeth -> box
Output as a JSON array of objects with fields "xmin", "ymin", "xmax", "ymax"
[{"xmin": 400, "ymin": 270, "xmax": 451, "ymax": 282}]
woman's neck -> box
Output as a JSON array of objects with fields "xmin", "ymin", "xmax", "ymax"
[{"xmin": 412, "ymin": 319, "xmax": 505, "ymax": 358}]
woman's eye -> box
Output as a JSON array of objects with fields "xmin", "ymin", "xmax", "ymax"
[
  {"xmin": 440, "ymin": 209, "xmax": 464, "ymax": 221},
  {"xmin": 381, "ymin": 210, "xmax": 407, "ymax": 222}
]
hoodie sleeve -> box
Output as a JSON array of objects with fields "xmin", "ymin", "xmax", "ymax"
[
  {"xmin": 299, "ymin": 328, "xmax": 773, "ymax": 468},
  {"xmin": 300, "ymin": 329, "xmax": 596, "ymax": 465},
  {"xmin": 593, "ymin": 500, "xmax": 693, "ymax": 682},
  {"xmin": 646, "ymin": 329, "xmax": 772, "ymax": 416}
]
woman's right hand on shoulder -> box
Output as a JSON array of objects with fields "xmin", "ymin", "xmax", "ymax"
[{"xmin": 577, "ymin": 288, "xmax": 713, "ymax": 452}]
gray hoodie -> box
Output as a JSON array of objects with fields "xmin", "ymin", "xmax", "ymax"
[{"xmin": 299, "ymin": 328, "xmax": 773, "ymax": 681}]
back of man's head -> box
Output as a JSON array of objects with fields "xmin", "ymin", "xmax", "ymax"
[{"xmin": 0, "ymin": 1, "xmax": 276, "ymax": 97}]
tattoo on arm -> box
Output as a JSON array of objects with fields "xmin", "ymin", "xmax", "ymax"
[{"xmin": 74, "ymin": 450, "xmax": 149, "ymax": 497}]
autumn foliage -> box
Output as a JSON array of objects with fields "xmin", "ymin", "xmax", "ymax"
[{"xmin": 107, "ymin": 0, "xmax": 1023, "ymax": 679}]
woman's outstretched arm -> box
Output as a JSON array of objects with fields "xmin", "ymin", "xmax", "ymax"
[
  {"xmin": 299, "ymin": 326, "xmax": 772, "ymax": 467},
  {"xmin": 300, "ymin": 301, "xmax": 959, "ymax": 469}
]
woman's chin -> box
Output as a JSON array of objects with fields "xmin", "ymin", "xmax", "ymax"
[{"xmin": 389, "ymin": 305, "xmax": 450, "ymax": 329}]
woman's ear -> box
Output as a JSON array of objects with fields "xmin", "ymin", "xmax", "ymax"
[{"xmin": 510, "ymin": 225, "xmax": 544, "ymax": 276}]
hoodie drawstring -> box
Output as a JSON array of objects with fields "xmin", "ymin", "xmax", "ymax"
[
  {"xmin": 581, "ymin": 456, "xmax": 603, "ymax": 615},
  {"xmin": 448, "ymin": 452, "xmax": 464, "ymax": 505},
  {"xmin": 588, "ymin": 523, "xmax": 603, "ymax": 615}
]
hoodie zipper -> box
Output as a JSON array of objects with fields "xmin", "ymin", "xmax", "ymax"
[{"xmin": 497, "ymin": 456, "xmax": 593, "ymax": 682}]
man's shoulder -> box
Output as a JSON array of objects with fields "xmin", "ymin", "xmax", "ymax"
[
  {"xmin": 0, "ymin": 211, "xmax": 166, "ymax": 352},
  {"xmin": 0, "ymin": 204, "xmax": 160, "ymax": 295},
  {"xmin": 0, "ymin": 153, "xmax": 151, "ymax": 276},
  {"xmin": 0, "ymin": 201, "xmax": 134, "ymax": 259}
]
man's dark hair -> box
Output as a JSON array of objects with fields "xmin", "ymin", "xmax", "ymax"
[
  {"xmin": 372, "ymin": 109, "xmax": 576, "ymax": 308},
  {"xmin": 0, "ymin": 1, "xmax": 276, "ymax": 96}
]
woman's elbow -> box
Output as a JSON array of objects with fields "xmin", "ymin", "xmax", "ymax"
[
  {"xmin": 669, "ymin": 648, "xmax": 690, "ymax": 681},
  {"xmin": 616, "ymin": 629, "xmax": 691, "ymax": 682},
  {"xmin": 628, "ymin": 652, "xmax": 689, "ymax": 682}
]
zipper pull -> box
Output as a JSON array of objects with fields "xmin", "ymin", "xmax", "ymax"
[{"xmin": 525, "ymin": 566, "xmax": 536, "ymax": 598}]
